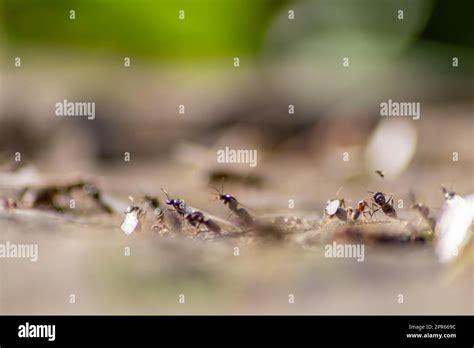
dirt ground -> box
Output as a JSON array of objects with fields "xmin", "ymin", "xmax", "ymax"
[{"xmin": 1, "ymin": 112, "xmax": 473, "ymax": 314}]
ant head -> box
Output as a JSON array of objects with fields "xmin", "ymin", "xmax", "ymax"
[
  {"xmin": 369, "ymin": 191, "xmax": 386, "ymax": 205},
  {"xmin": 171, "ymin": 198, "xmax": 186, "ymax": 211},
  {"xmin": 219, "ymin": 193, "xmax": 233, "ymax": 203},
  {"xmin": 358, "ymin": 200, "xmax": 368, "ymax": 209}
]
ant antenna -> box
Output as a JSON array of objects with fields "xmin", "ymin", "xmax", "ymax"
[
  {"xmin": 208, "ymin": 184, "xmax": 221, "ymax": 196},
  {"xmin": 220, "ymin": 177, "xmax": 225, "ymax": 195},
  {"xmin": 160, "ymin": 188, "xmax": 171, "ymax": 200},
  {"xmin": 208, "ymin": 185, "xmax": 221, "ymax": 202},
  {"xmin": 209, "ymin": 177, "xmax": 226, "ymax": 197}
]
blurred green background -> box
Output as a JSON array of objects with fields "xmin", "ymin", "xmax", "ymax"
[
  {"xmin": 0, "ymin": 0, "xmax": 472, "ymax": 166},
  {"xmin": 1, "ymin": 0, "xmax": 473, "ymax": 61}
]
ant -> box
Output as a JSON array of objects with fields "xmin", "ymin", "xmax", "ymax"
[
  {"xmin": 347, "ymin": 200, "xmax": 371, "ymax": 222},
  {"xmin": 161, "ymin": 188, "xmax": 221, "ymax": 233},
  {"xmin": 210, "ymin": 183, "xmax": 253, "ymax": 227},
  {"xmin": 368, "ymin": 191, "xmax": 398, "ymax": 219},
  {"xmin": 408, "ymin": 190, "xmax": 435, "ymax": 231},
  {"xmin": 184, "ymin": 211, "xmax": 221, "ymax": 233},
  {"xmin": 375, "ymin": 170, "xmax": 385, "ymax": 178},
  {"xmin": 161, "ymin": 189, "xmax": 189, "ymax": 215}
]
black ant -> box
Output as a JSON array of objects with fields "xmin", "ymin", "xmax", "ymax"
[
  {"xmin": 210, "ymin": 183, "xmax": 253, "ymax": 227},
  {"xmin": 161, "ymin": 188, "xmax": 189, "ymax": 215},
  {"xmin": 161, "ymin": 188, "xmax": 221, "ymax": 233},
  {"xmin": 368, "ymin": 191, "xmax": 398, "ymax": 219},
  {"xmin": 184, "ymin": 211, "xmax": 221, "ymax": 233}
]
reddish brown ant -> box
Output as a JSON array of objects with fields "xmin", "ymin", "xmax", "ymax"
[{"xmin": 347, "ymin": 200, "xmax": 371, "ymax": 222}]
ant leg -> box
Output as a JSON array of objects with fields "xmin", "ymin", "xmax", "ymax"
[
  {"xmin": 362, "ymin": 211, "xmax": 370, "ymax": 223},
  {"xmin": 370, "ymin": 204, "xmax": 380, "ymax": 221},
  {"xmin": 340, "ymin": 199, "xmax": 346, "ymax": 209},
  {"xmin": 387, "ymin": 195, "xmax": 394, "ymax": 206},
  {"xmin": 370, "ymin": 203, "xmax": 380, "ymax": 213}
]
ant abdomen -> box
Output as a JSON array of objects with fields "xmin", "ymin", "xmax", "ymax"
[
  {"xmin": 235, "ymin": 207, "xmax": 253, "ymax": 226},
  {"xmin": 223, "ymin": 195, "xmax": 239, "ymax": 211},
  {"xmin": 205, "ymin": 219, "xmax": 221, "ymax": 233},
  {"xmin": 382, "ymin": 205, "xmax": 398, "ymax": 218}
]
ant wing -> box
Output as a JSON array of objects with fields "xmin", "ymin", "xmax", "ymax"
[
  {"xmin": 208, "ymin": 184, "xmax": 222, "ymax": 196},
  {"xmin": 121, "ymin": 210, "xmax": 141, "ymax": 235},
  {"xmin": 233, "ymin": 199, "xmax": 253, "ymax": 212},
  {"xmin": 205, "ymin": 219, "xmax": 221, "ymax": 233},
  {"xmin": 199, "ymin": 209, "xmax": 240, "ymax": 230},
  {"xmin": 325, "ymin": 199, "xmax": 340, "ymax": 215}
]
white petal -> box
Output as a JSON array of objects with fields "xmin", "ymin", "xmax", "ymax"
[
  {"xmin": 121, "ymin": 212, "xmax": 140, "ymax": 235},
  {"xmin": 435, "ymin": 194, "xmax": 473, "ymax": 263}
]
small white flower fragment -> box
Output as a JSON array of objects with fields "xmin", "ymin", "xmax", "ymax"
[
  {"xmin": 120, "ymin": 196, "xmax": 145, "ymax": 235},
  {"xmin": 435, "ymin": 190, "xmax": 473, "ymax": 263}
]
